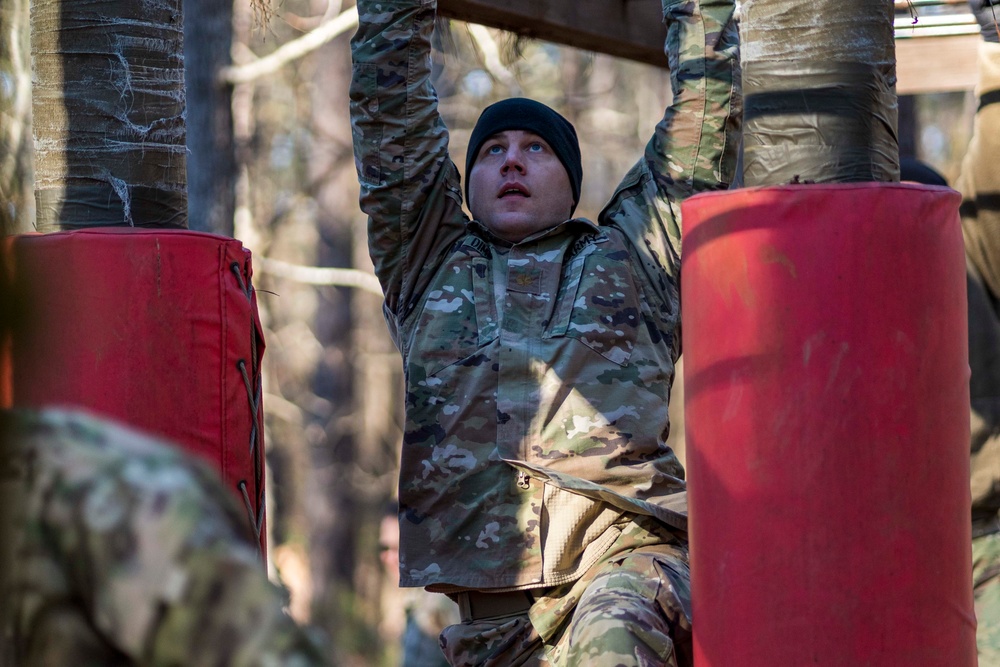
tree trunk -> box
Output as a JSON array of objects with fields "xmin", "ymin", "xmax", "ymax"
[
  {"xmin": 183, "ymin": 0, "xmax": 235, "ymax": 236},
  {"xmin": 740, "ymin": 0, "xmax": 899, "ymax": 186},
  {"xmin": 307, "ymin": 28, "xmax": 361, "ymax": 620},
  {"xmin": 1, "ymin": 0, "xmax": 34, "ymax": 234},
  {"xmin": 31, "ymin": 0, "xmax": 187, "ymax": 231}
]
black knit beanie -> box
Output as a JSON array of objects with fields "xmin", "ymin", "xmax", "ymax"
[{"xmin": 465, "ymin": 98, "xmax": 583, "ymax": 210}]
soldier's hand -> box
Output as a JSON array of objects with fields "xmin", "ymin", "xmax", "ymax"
[{"xmin": 970, "ymin": 0, "xmax": 1000, "ymax": 43}]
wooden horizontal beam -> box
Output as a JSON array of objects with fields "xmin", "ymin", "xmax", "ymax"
[
  {"xmin": 436, "ymin": 0, "xmax": 669, "ymax": 69},
  {"xmin": 896, "ymin": 34, "xmax": 979, "ymax": 94},
  {"xmin": 437, "ymin": 0, "xmax": 981, "ymax": 93}
]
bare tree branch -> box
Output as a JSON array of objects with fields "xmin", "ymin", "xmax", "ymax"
[
  {"xmin": 258, "ymin": 256, "xmax": 384, "ymax": 296},
  {"xmin": 221, "ymin": 6, "xmax": 359, "ymax": 84},
  {"xmin": 467, "ymin": 24, "xmax": 521, "ymax": 94}
]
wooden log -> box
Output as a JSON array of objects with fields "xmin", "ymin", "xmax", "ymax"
[
  {"xmin": 438, "ymin": 0, "xmax": 980, "ymax": 93},
  {"xmin": 437, "ymin": 0, "xmax": 668, "ymax": 68},
  {"xmin": 896, "ymin": 34, "xmax": 979, "ymax": 93}
]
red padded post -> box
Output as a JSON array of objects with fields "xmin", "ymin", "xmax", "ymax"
[
  {"xmin": 681, "ymin": 184, "xmax": 975, "ymax": 665},
  {"xmin": 3, "ymin": 228, "xmax": 266, "ymax": 555}
]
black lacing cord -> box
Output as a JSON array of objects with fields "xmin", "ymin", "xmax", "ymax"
[{"xmin": 231, "ymin": 261, "xmax": 266, "ymax": 555}]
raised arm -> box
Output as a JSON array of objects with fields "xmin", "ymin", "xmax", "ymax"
[
  {"xmin": 650, "ymin": 0, "xmax": 741, "ymax": 198},
  {"xmin": 958, "ymin": 10, "xmax": 1000, "ymax": 522},
  {"xmin": 350, "ymin": 0, "xmax": 468, "ymax": 325},
  {"xmin": 600, "ymin": 0, "xmax": 740, "ymax": 294},
  {"xmin": 958, "ymin": 38, "xmax": 1000, "ymax": 299}
]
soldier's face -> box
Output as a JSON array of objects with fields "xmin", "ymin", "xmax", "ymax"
[
  {"xmin": 467, "ymin": 130, "xmax": 575, "ymax": 243},
  {"xmin": 379, "ymin": 515, "xmax": 399, "ymax": 575}
]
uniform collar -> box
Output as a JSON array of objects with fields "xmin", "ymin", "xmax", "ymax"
[{"xmin": 467, "ymin": 217, "xmax": 600, "ymax": 247}]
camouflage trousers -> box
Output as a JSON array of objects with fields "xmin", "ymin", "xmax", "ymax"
[
  {"xmin": 439, "ymin": 544, "xmax": 692, "ymax": 667},
  {"xmin": 975, "ymin": 531, "xmax": 1000, "ymax": 666}
]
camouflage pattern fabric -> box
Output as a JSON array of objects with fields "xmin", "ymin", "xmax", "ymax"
[
  {"xmin": 439, "ymin": 520, "xmax": 691, "ymax": 666},
  {"xmin": 974, "ymin": 532, "xmax": 1000, "ymax": 666},
  {"xmin": 958, "ymin": 41, "xmax": 1000, "ymax": 662},
  {"xmin": 0, "ymin": 409, "xmax": 328, "ymax": 667},
  {"xmin": 350, "ymin": 0, "xmax": 740, "ymax": 592},
  {"xmin": 555, "ymin": 547, "xmax": 691, "ymax": 667},
  {"xmin": 439, "ymin": 610, "xmax": 543, "ymax": 667}
]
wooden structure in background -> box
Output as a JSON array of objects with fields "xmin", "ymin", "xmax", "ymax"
[
  {"xmin": 437, "ymin": 0, "xmax": 980, "ymax": 94},
  {"xmin": 896, "ymin": 36, "xmax": 979, "ymax": 94},
  {"xmin": 437, "ymin": 0, "xmax": 666, "ymax": 68}
]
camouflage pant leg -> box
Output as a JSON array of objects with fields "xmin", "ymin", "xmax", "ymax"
[
  {"xmin": 975, "ymin": 532, "xmax": 1000, "ymax": 666},
  {"xmin": 439, "ymin": 612, "xmax": 547, "ymax": 667},
  {"xmin": 549, "ymin": 550, "xmax": 692, "ymax": 667}
]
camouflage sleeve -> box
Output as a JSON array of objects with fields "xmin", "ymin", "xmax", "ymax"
[
  {"xmin": 958, "ymin": 41, "xmax": 1000, "ymax": 301},
  {"xmin": 8, "ymin": 410, "xmax": 327, "ymax": 667},
  {"xmin": 350, "ymin": 0, "xmax": 469, "ymax": 324},
  {"xmin": 959, "ymin": 42, "xmax": 1000, "ymax": 520},
  {"xmin": 600, "ymin": 0, "xmax": 740, "ymax": 323},
  {"xmin": 650, "ymin": 0, "xmax": 741, "ymax": 199}
]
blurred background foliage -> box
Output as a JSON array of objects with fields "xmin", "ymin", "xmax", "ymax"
[{"xmin": 0, "ymin": 0, "xmax": 977, "ymax": 664}]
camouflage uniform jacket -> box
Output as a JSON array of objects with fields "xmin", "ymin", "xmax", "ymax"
[
  {"xmin": 959, "ymin": 40, "xmax": 1000, "ymax": 532},
  {"xmin": 0, "ymin": 409, "xmax": 327, "ymax": 667},
  {"xmin": 350, "ymin": 0, "xmax": 740, "ymax": 590}
]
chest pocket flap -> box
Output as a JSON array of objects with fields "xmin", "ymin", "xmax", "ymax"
[
  {"xmin": 546, "ymin": 237, "xmax": 641, "ymax": 366},
  {"xmin": 410, "ymin": 239, "xmax": 499, "ymax": 377}
]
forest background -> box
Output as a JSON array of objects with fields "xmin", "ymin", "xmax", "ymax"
[{"xmin": 0, "ymin": 0, "xmax": 977, "ymax": 664}]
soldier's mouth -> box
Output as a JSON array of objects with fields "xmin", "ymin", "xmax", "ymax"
[{"xmin": 498, "ymin": 184, "xmax": 529, "ymax": 198}]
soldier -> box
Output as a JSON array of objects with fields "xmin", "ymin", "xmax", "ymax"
[
  {"xmin": 0, "ymin": 408, "xmax": 330, "ymax": 667},
  {"xmin": 380, "ymin": 501, "xmax": 458, "ymax": 667},
  {"xmin": 349, "ymin": 0, "xmax": 740, "ymax": 664},
  {"xmin": 961, "ymin": 1, "xmax": 1000, "ymax": 662}
]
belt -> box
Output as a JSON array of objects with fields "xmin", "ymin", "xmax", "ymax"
[{"xmin": 456, "ymin": 590, "xmax": 535, "ymax": 622}]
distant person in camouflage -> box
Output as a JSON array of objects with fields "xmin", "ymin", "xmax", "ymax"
[
  {"xmin": 349, "ymin": 0, "xmax": 740, "ymax": 664},
  {"xmin": 0, "ymin": 409, "xmax": 328, "ymax": 667},
  {"xmin": 380, "ymin": 501, "xmax": 458, "ymax": 667},
  {"xmin": 900, "ymin": 153, "xmax": 1000, "ymax": 664},
  {"xmin": 961, "ymin": 2, "xmax": 1000, "ymax": 662}
]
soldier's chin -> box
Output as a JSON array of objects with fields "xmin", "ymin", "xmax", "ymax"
[{"xmin": 483, "ymin": 212, "xmax": 559, "ymax": 241}]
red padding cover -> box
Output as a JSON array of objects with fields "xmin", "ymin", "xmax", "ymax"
[
  {"xmin": 681, "ymin": 184, "xmax": 975, "ymax": 666},
  {"xmin": 2, "ymin": 228, "xmax": 266, "ymax": 553}
]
